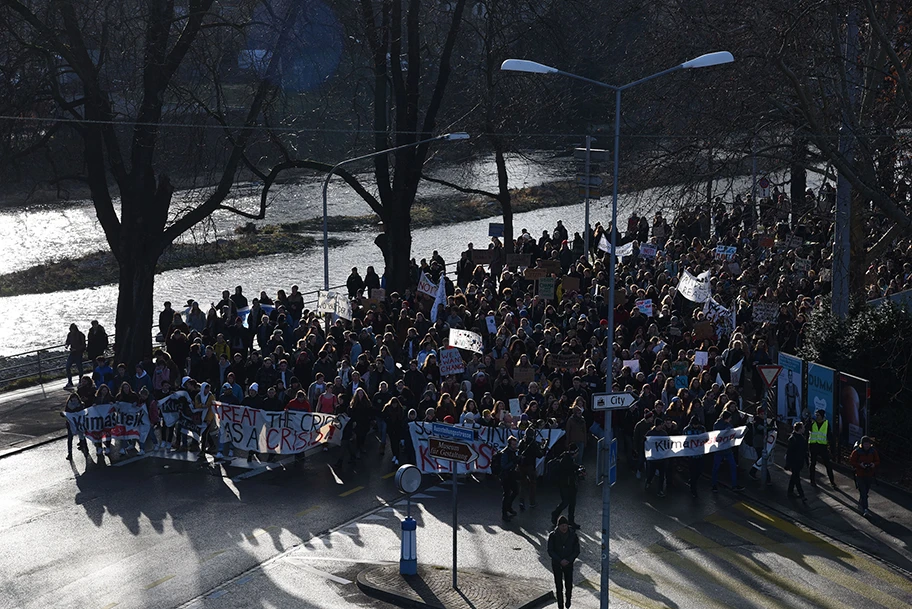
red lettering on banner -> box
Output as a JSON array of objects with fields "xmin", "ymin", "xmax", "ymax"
[
  {"xmin": 266, "ymin": 428, "xmax": 279, "ymax": 450},
  {"xmin": 280, "ymin": 427, "xmax": 293, "ymax": 452},
  {"xmin": 240, "ymin": 406, "xmax": 258, "ymax": 427},
  {"xmin": 476, "ymin": 443, "xmax": 494, "ymax": 470}
]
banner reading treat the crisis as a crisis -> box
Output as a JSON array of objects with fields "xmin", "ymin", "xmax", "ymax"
[
  {"xmin": 644, "ymin": 426, "xmax": 746, "ymax": 460},
  {"xmin": 63, "ymin": 402, "xmax": 151, "ymax": 443},
  {"xmin": 408, "ymin": 422, "xmax": 564, "ymax": 474},
  {"xmin": 212, "ymin": 402, "xmax": 349, "ymax": 454}
]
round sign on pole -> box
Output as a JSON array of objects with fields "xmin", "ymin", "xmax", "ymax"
[
  {"xmin": 758, "ymin": 176, "xmax": 770, "ymax": 189},
  {"xmin": 395, "ymin": 464, "xmax": 422, "ymax": 494}
]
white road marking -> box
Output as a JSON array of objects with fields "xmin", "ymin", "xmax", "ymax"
[{"xmin": 231, "ymin": 457, "xmax": 295, "ymax": 481}]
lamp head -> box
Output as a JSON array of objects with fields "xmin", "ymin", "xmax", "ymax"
[
  {"xmin": 681, "ymin": 51, "xmax": 734, "ymax": 69},
  {"xmin": 442, "ymin": 132, "xmax": 470, "ymax": 141},
  {"xmin": 500, "ymin": 59, "xmax": 558, "ymax": 75}
]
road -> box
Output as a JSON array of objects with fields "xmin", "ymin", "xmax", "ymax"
[{"xmin": 1, "ymin": 435, "xmax": 911, "ymax": 609}]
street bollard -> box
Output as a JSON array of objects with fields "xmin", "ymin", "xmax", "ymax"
[{"xmin": 400, "ymin": 517, "xmax": 417, "ymax": 575}]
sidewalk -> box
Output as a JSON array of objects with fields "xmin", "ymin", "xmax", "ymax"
[{"xmin": 0, "ymin": 380, "xmax": 71, "ymax": 456}]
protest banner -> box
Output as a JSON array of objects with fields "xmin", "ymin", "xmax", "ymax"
[
  {"xmin": 715, "ymin": 245, "xmax": 737, "ymax": 259},
  {"xmin": 317, "ymin": 290, "xmax": 352, "ymax": 321},
  {"xmin": 613, "ymin": 242, "xmax": 634, "ymax": 258},
  {"xmin": 644, "ymin": 426, "xmax": 746, "ymax": 460},
  {"xmin": 677, "ymin": 270, "xmax": 712, "ymax": 303},
  {"xmin": 777, "ymin": 352, "xmax": 803, "ymax": 423},
  {"xmin": 807, "ymin": 362, "xmax": 836, "ymax": 430},
  {"xmin": 212, "ymin": 403, "xmax": 349, "ymax": 454},
  {"xmin": 471, "ymin": 249, "xmax": 495, "ymax": 265},
  {"xmin": 438, "ymin": 347, "xmax": 465, "ymax": 376},
  {"xmin": 513, "ymin": 366, "xmax": 535, "ymax": 384},
  {"xmin": 408, "ymin": 421, "xmax": 564, "ymax": 474},
  {"xmin": 63, "ymin": 402, "xmax": 151, "ymax": 443},
  {"xmin": 730, "ymin": 359, "xmax": 744, "ymax": 386},
  {"xmin": 417, "ymin": 272, "xmax": 438, "ymax": 297},
  {"xmin": 640, "ymin": 243, "xmax": 657, "ymax": 258},
  {"xmin": 157, "ymin": 391, "xmax": 193, "ymax": 427},
  {"xmin": 562, "ymin": 276, "xmax": 580, "ymax": 293},
  {"xmin": 694, "ymin": 351, "xmax": 709, "ymax": 369},
  {"xmin": 539, "ymin": 277, "xmax": 556, "ymax": 300},
  {"xmin": 623, "ymin": 359, "xmax": 640, "ymax": 373},
  {"xmin": 508, "ymin": 398, "xmax": 522, "ymax": 418},
  {"xmin": 506, "ymin": 254, "xmax": 530, "ymax": 268},
  {"xmin": 449, "ymin": 328, "xmax": 484, "ymax": 353},
  {"xmin": 523, "ymin": 268, "xmax": 548, "ymax": 280},
  {"xmin": 703, "ymin": 297, "xmax": 734, "ymax": 337},
  {"xmin": 598, "ymin": 234, "xmax": 610, "ymax": 252},
  {"xmin": 752, "ymin": 301, "xmax": 779, "ymax": 324},
  {"xmin": 550, "ymin": 353, "xmax": 580, "ymax": 370},
  {"xmin": 485, "ymin": 315, "xmax": 497, "ymax": 334},
  {"xmin": 635, "ymin": 298, "xmax": 653, "ymax": 317},
  {"xmin": 780, "ymin": 234, "xmax": 804, "ymax": 250}
]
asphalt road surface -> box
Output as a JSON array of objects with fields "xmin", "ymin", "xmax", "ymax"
[{"xmin": 1, "ymin": 437, "xmax": 910, "ymax": 609}]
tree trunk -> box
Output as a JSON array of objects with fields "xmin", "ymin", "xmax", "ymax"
[
  {"xmin": 493, "ymin": 145, "xmax": 513, "ymax": 251},
  {"xmin": 790, "ymin": 135, "xmax": 807, "ymax": 225},
  {"xmin": 378, "ymin": 201, "xmax": 413, "ymax": 294},
  {"xmin": 114, "ymin": 252, "xmax": 157, "ymax": 367},
  {"xmin": 849, "ymin": 192, "xmax": 868, "ymax": 300}
]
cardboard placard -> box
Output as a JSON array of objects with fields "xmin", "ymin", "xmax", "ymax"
[
  {"xmin": 640, "ymin": 244, "xmax": 658, "ymax": 258},
  {"xmin": 623, "ymin": 359, "xmax": 640, "ymax": 373},
  {"xmin": 694, "ymin": 351, "xmax": 709, "ymax": 368},
  {"xmin": 693, "ymin": 321, "xmax": 715, "ymax": 340},
  {"xmin": 506, "ymin": 254, "xmax": 530, "ymax": 268},
  {"xmin": 524, "ymin": 268, "xmax": 548, "ymax": 280},
  {"xmin": 538, "ymin": 259, "xmax": 562, "ymax": 274},
  {"xmin": 513, "ymin": 366, "xmax": 535, "ymax": 384},
  {"xmin": 635, "ymin": 298, "xmax": 653, "ymax": 317},
  {"xmin": 509, "ymin": 398, "xmax": 522, "ymax": 418},
  {"xmin": 485, "ymin": 315, "xmax": 497, "ymax": 334},
  {"xmin": 472, "ymin": 249, "xmax": 495, "ymax": 265},
  {"xmin": 562, "ymin": 276, "xmax": 580, "ymax": 293},
  {"xmin": 439, "ymin": 347, "xmax": 465, "ymax": 376},
  {"xmin": 550, "ymin": 353, "xmax": 580, "ymax": 370}
]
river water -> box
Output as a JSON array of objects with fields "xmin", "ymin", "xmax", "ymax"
[{"xmin": 0, "ymin": 156, "xmax": 812, "ymax": 355}]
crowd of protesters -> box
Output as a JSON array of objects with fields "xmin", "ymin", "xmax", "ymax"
[{"xmin": 61, "ymin": 183, "xmax": 890, "ymax": 518}]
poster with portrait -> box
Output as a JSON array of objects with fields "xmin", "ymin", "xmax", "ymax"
[
  {"xmin": 806, "ymin": 363, "xmax": 836, "ymax": 430},
  {"xmin": 838, "ymin": 373, "xmax": 869, "ymax": 450},
  {"xmin": 776, "ymin": 353, "xmax": 803, "ymax": 424}
]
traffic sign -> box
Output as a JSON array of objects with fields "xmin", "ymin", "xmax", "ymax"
[
  {"xmin": 431, "ymin": 422, "xmax": 474, "ymax": 443},
  {"xmin": 592, "ymin": 392, "xmax": 637, "ymax": 411},
  {"xmin": 757, "ymin": 365, "xmax": 782, "ymax": 388},
  {"xmin": 428, "ymin": 438, "xmax": 479, "ymax": 464},
  {"xmin": 608, "ymin": 438, "xmax": 617, "ymax": 487},
  {"xmin": 758, "ymin": 176, "xmax": 770, "ymax": 189},
  {"xmin": 573, "ymin": 147, "xmax": 609, "ymax": 162}
]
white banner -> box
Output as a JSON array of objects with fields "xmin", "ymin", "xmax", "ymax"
[
  {"xmin": 212, "ymin": 402, "xmax": 349, "ymax": 454},
  {"xmin": 157, "ymin": 391, "xmax": 193, "ymax": 428},
  {"xmin": 448, "ymin": 328, "xmax": 484, "ymax": 353},
  {"xmin": 63, "ymin": 402, "xmax": 151, "ymax": 443},
  {"xmin": 703, "ymin": 297, "xmax": 735, "ymax": 337},
  {"xmin": 614, "ymin": 242, "xmax": 634, "ymax": 257},
  {"xmin": 408, "ymin": 422, "xmax": 564, "ymax": 474},
  {"xmin": 430, "ymin": 273, "xmax": 447, "ymax": 323},
  {"xmin": 438, "ymin": 347, "xmax": 465, "ymax": 376},
  {"xmin": 644, "ymin": 426, "xmax": 746, "ymax": 460},
  {"xmin": 635, "ymin": 298, "xmax": 654, "ymax": 317},
  {"xmin": 677, "ymin": 270, "xmax": 712, "ymax": 303},
  {"xmin": 417, "ymin": 272, "xmax": 438, "ymax": 297},
  {"xmin": 752, "ymin": 301, "xmax": 779, "ymax": 323},
  {"xmin": 318, "ymin": 291, "xmax": 352, "ymax": 321}
]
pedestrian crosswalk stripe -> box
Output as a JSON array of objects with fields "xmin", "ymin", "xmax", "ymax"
[
  {"xmin": 613, "ymin": 561, "xmax": 729, "ymax": 609},
  {"xmin": 733, "ymin": 502, "xmax": 912, "ymax": 592},
  {"xmin": 144, "ymin": 574, "xmax": 176, "ymax": 590},
  {"xmin": 710, "ymin": 518, "xmax": 911, "ymax": 609},
  {"xmin": 646, "ymin": 543, "xmax": 788, "ymax": 609},
  {"xmin": 674, "ymin": 527, "xmax": 854, "ymax": 609}
]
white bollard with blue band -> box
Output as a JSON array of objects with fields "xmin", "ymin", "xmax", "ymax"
[{"xmin": 395, "ymin": 464, "xmax": 422, "ymax": 576}]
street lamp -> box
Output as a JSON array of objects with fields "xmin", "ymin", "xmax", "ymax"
[
  {"xmin": 502, "ymin": 52, "xmax": 733, "ymax": 609},
  {"xmin": 321, "ymin": 132, "xmax": 470, "ymax": 292}
]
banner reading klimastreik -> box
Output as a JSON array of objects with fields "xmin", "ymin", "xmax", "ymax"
[
  {"xmin": 63, "ymin": 402, "xmax": 151, "ymax": 443},
  {"xmin": 644, "ymin": 426, "xmax": 746, "ymax": 460}
]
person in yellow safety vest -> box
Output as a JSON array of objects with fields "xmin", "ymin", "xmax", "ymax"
[{"xmin": 808, "ymin": 409, "xmax": 837, "ymax": 489}]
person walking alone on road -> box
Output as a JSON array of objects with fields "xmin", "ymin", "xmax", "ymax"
[
  {"xmin": 785, "ymin": 421, "xmax": 808, "ymax": 501},
  {"xmin": 550, "ymin": 444, "xmax": 580, "ymax": 528},
  {"xmin": 849, "ymin": 436, "xmax": 880, "ymax": 516},
  {"xmin": 547, "ymin": 515, "xmax": 580, "ymax": 609},
  {"xmin": 500, "ymin": 436, "xmax": 520, "ymax": 521},
  {"xmin": 808, "ymin": 409, "xmax": 837, "ymax": 490}
]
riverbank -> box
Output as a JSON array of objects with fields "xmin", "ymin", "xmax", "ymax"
[
  {"xmin": 0, "ymin": 180, "xmax": 578, "ymax": 297},
  {"xmin": 0, "ymin": 230, "xmax": 341, "ymax": 297}
]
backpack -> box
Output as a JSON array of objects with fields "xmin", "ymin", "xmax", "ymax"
[{"xmin": 490, "ymin": 447, "xmax": 505, "ymax": 477}]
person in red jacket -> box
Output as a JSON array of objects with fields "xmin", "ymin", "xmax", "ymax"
[
  {"xmin": 849, "ymin": 436, "xmax": 880, "ymax": 517},
  {"xmin": 285, "ymin": 390, "xmax": 312, "ymax": 412}
]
